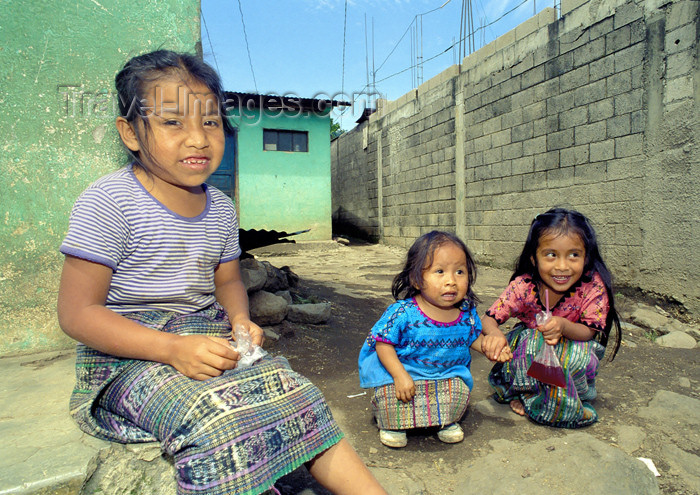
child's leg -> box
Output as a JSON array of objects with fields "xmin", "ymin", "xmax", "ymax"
[
  {"xmin": 307, "ymin": 438, "xmax": 387, "ymax": 494},
  {"xmin": 509, "ymin": 399, "xmax": 526, "ymax": 416}
]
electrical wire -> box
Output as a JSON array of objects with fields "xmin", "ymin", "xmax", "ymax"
[
  {"xmin": 201, "ymin": 11, "xmax": 220, "ymax": 74},
  {"xmin": 237, "ymin": 0, "xmax": 258, "ymax": 93}
]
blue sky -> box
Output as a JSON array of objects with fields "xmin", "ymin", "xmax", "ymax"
[{"xmin": 200, "ymin": 0, "xmax": 554, "ymax": 129}]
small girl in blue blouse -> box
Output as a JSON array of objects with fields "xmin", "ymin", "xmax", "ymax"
[{"xmin": 358, "ymin": 231, "xmax": 511, "ymax": 448}]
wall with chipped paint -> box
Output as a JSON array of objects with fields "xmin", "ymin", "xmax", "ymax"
[{"xmin": 0, "ymin": 0, "xmax": 201, "ymax": 356}]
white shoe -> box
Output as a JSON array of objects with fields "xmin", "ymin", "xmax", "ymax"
[
  {"xmin": 437, "ymin": 423, "xmax": 464, "ymax": 443},
  {"xmin": 379, "ymin": 429, "xmax": 407, "ymax": 448}
]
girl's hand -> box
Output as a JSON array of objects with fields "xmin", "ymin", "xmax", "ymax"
[
  {"xmin": 394, "ymin": 372, "xmax": 416, "ymax": 403},
  {"xmin": 481, "ymin": 334, "xmax": 511, "ymax": 362},
  {"xmin": 538, "ymin": 316, "xmax": 565, "ymax": 345},
  {"xmin": 232, "ymin": 317, "xmax": 265, "ymax": 347},
  {"xmin": 168, "ymin": 335, "xmax": 239, "ymax": 380}
]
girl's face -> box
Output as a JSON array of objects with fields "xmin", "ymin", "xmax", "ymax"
[
  {"xmin": 533, "ymin": 231, "xmax": 586, "ymax": 301},
  {"xmin": 117, "ymin": 75, "xmax": 225, "ymax": 195},
  {"xmin": 416, "ymin": 242, "xmax": 469, "ymax": 315}
]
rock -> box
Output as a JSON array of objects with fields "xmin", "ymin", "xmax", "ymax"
[
  {"xmin": 615, "ymin": 425, "xmax": 646, "ymax": 454},
  {"xmin": 630, "ymin": 307, "xmax": 670, "ymax": 330},
  {"xmin": 249, "ymin": 290, "xmax": 289, "ymax": 326},
  {"xmin": 662, "ymin": 444, "xmax": 700, "ymax": 491},
  {"xmin": 473, "ymin": 399, "xmax": 526, "ymax": 421},
  {"xmin": 334, "ymin": 236, "xmax": 350, "ymax": 246},
  {"xmin": 240, "ymin": 258, "xmax": 267, "ymax": 292},
  {"xmin": 281, "ymin": 266, "xmax": 299, "ymax": 287},
  {"xmin": 261, "ymin": 261, "xmax": 290, "ymax": 292},
  {"xmin": 637, "ymin": 390, "xmax": 700, "ymax": 426},
  {"xmin": 453, "ymin": 432, "xmax": 659, "ymax": 494},
  {"xmin": 275, "ymin": 290, "xmax": 293, "ymax": 305},
  {"xmin": 659, "ymin": 319, "xmax": 700, "ymax": 338},
  {"xmin": 655, "ymin": 331, "xmax": 697, "ymax": 349},
  {"xmin": 678, "ymin": 377, "xmax": 691, "ymax": 388},
  {"xmin": 621, "ymin": 321, "xmax": 644, "ymax": 335},
  {"xmin": 263, "ymin": 328, "xmax": 280, "ymax": 341},
  {"xmin": 286, "ymin": 303, "xmax": 332, "ymax": 324}
]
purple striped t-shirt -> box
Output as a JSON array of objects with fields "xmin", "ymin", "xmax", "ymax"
[{"xmin": 60, "ymin": 165, "xmax": 241, "ymax": 314}]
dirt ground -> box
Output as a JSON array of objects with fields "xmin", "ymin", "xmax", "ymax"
[{"xmin": 252, "ymin": 240, "xmax": 699, "ymax": 495}]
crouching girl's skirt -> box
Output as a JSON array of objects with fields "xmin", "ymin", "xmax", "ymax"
[
  {"xmin": 370, "ymin": 377, "xmax": 470, "ymax": 430},
  {"xmin": 488, "ymin": 323, "xmax": 605, "ymax": 429},
  {"xmin": 69, "ymin": 304, "xmax": 343, "ymax": 495}
]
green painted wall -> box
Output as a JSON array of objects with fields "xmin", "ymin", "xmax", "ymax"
[
  {"xmin": 229, "ymin": 107, "xmax": 332, "ymax": 240},
  {"xmin": 0, "ymin": 0, "xmax": 201, "ymax": 356}
]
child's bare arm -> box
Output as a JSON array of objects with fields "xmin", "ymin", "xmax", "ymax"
[
  {"xmin": 214, "ymin": 259, "xmax": 264, "ymax": 346},
  {"xmin": 375, "ymin": 342, "xmax": 415, "ymax": 403},
  {"xmin": 57, "ymin": 255, "xmax": 238, "ymax": 380},
  {"xmin": 478, "ymin": 315, "xmax": 510, "ymax": 360},
  {"xmin": 471, "ymin": 334, "xmax": 512, "ymax": 362}
]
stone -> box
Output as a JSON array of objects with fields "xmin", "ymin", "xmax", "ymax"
[
  {"xmin": 263, "ymin": 328, "xmax": 281, "ymax": 341},
  {"xmin": 637, "ymin": 390, "xmax": 700, "ymax": 426},
  {"xmin": 453, "ymin": 432, "xmax": 659, "ymax": 494},
  {"xmin": 662, "ymin": 444, "xmax": 700, "ymax": 491},
  {"xmin": 249, "ymin": 290, "xmax": 289, "ymax": 326},
  {"xmin": 659, "ymin": 319, "xmax": 700, "ymax": 338},
  {"xmin": 655, "ymin": 331, "xmax": 697, "ymax": 349},
  {"xmin": 275, "ymin": 290, "xmax": 293, "ymax": 305},
  {"xmin": 286, "ymin": 303, "xmax": 332, "ymax": 324},
  {"xmin": 630, "ymin": 307, "xmax": 670, "ymax": 330},
  {"xmin": 615, "ymin": 425, "xmax": 646, "ymax": 454},
  {"xmin": 240, "ymin": 258, "xmax": 267, "ymax": 292},
  {"xmin": 261, "ymin": 261, "xmax": 290, "ymax": 292},
  {"xmin": 678, "ymin": 377, "xmax": 691, "ymax": 388},
  {"xmin": 621, "ymin": 321, "xmax": 644, "ymax": 335}
]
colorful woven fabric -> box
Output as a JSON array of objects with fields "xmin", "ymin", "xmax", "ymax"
[
  {"xmin": 489, "ymin": 324, "xmax": 605, "ymax": 428},
  {"xmin": 69, "ymin": 304, "xmax": 343, "ymax": 495},
  {"xmin": 371, "ymin": 377, "xmax": 470, "ymax": 430}
]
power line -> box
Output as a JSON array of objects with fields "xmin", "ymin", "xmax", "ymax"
[
  {"xmin": 237, "ymin": 0, "xmax": 258, "ymax": 93},
  {"xmin": 201, "ymin": 12, "xmax": 220, "ymax": 74}
]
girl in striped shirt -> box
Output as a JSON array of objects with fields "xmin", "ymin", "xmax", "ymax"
[{"xmin": 58, "ymin": 50, "xmax": 385, "ymax": 495}]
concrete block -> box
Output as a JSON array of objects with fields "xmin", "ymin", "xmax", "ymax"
[
  {"xmin": 501, "ymin": 107, "xmax": 524, "ymax": 128},
  {"xmin": 560, "ymin": 26, "xmax": 589, "ymax": 54},
  {"xmin": 522, "ymin": 100, "xmax": 546, "ymax": 122},
  {"xmin": 607, "ymin": 69, "xmax": 632, "ymax": 96},
  {"xmin": 613, "ymin": 1, "xmax": 643, "ymax": 29},
  {"xmin": 523, "ymin": 135, "xmax": 547, "ymax": 157},
  {"xmin": 545, "ymin": 52, "xmax": 574, "ymax": 79},
  {"xmin": 589, "ymin": 53, "xmax": 615, "ymax": 82},
  {"xmin": 503, "ymin": 142, "xmax": 524, "ymax": 160},
  {"xmin": 590, "ymin": 16, "xmax": 614, "ymax": 41},
  {"xmin": 502, "ymin": 174, "xmax": 523, "ymax": 193},
  {"xmin": 494, "ymin": 28, "xmax": 516, "ymax": 52},
  {"xmin": 560, "ymin": 64, "xmax": 591, "ymax": 93},
  {"xmin": 546, "ymin": 166, "xmax": 573, "ymax": 188},
  {"xmin": 665, "ymin": 23, "xmax": 697, "ymax": 55},
  {"xmin": 515, "ymin": 13, "xmax": 540, "ymax": 41},
  {"xmin": 589, "ymin": 97, "xmax": 614, "ymax": 122},
  {"xmin": 561, "ymin": 0, "xmax": 588, "ymax": 17},
  {"xmin": 512, "ymin": 52, "xmax": 534, "ymax": 77},
  {"xmin": 547, "ymin": 128, "xmax": 574, "ymax": 151},
  {"xmin": 614, "ymin": 133, "xmax": 644, "ymax": 158},
  {"xmin": 614, "ymin": 43, "xmax": 644, "ymax": 72},
  {"xmin": 614, "ymin": 88, "xmax": 643, "ymax": 115},
  {"xmin": 573, "ymin": 36, "xmax": 605, "ymax": 67},
  {"xmin": 630, "ymin": 109, "xmax": 645, "ymax": 134},
  {"xmin": 512, "ymin": 155, "xmax": 535, "ymax": 175},
  {"xmin": 547, "ymin": 91, "xmax": 576, "ymax": 114},
  {"xmin": 607, "ymin": 114, "xmax": 631, "ymax": 138},
  {"xmin": 575, "ymin": 120, "xmax": 606, "ymax": 145},
  {"xmin": 590, "ymin": 138, "xmax": 615, "ymax": 161},
  {"xmin": 491, "ymin": 129, "xmax": 511, "ymax": 148},
  {"xmin": 574, "ymin": 79, "xmax": 606, "ymax": 105},
  {"xmin": 562, "ymin": 143, "xmax": 590, "ymax": 166},
  {"xmin": 665, "ymin": 75, "xmax": 694, "ymax": 104},
  {"xmin": 512, "ymin": 122, "xmax": 534, "ymax": 142},
  {"xmin": 533, "ymin": 115, "xmax": 559, "ymax": 137},
  {"xmin": 667, "ymin": 0, "xmax": 699, "ymax": 30},
  {"xmin": 605, "ymin": 24, "xmax": 631, "ymax": 54},
  {"xmin": 667, "ymin": 50, "xmax": 694, "ymax": 79},
  {"xmin": 491, "ymin": 158, "xmax": 511, "ymax": 177},
  {"xmin": 560, "ymin": 106, "xmax": 589, "ymax": 129},
  {"xmin": 521, "ymin": 65, "xmax": 545, "ymax": 89}
]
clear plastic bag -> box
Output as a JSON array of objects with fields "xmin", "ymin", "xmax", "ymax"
[
  {"xmin": 232, "ymin": 323, "xmax": 268, "ymax": 368},
  {"xmin": 526, "ymin": 311, "xmax": 566, "ymax": 388}
]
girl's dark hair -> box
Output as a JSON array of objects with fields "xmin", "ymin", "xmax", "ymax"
[
  {"xmin": 392, "ymin": 231, "xmax": 480, "ymax": 310},
  {"xmin": 115, "ymin": 50, "xmax": 234, "ymax": 167},
  {"xmin": 513, "ymin": 208, "xmax": 621, "ymax": 359}
]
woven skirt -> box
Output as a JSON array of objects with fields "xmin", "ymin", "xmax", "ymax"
[
  {"xmin": 488, "ymin": 323, "xmax": 605, "ymax": 429},
  {"xmin": 69, "ymin": 304, "xmax": 343, "ymax": 495},
  {"xmin": 370, "ymin": 377, "xmax": 470, "ymax": 430}
]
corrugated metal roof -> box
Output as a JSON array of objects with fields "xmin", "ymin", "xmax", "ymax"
[{"xmin": 224, "ymin": 92, "xmax": 350, "ymax": 114}]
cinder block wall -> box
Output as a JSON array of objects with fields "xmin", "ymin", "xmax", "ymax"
[
  {"xmin": 331, "ymin": 0, "xmax": 699, "ymax": 315},
  {"xmin": 0, "ymin": 1, "xmax": 201, "ymax": 356}
]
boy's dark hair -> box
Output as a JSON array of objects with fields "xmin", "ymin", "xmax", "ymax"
[
  {"xmin": 392, "ymin": 231, "xmax": 480, "ymax": 310},
  {"xmin": 513, "ymin": 207, "xmax": 621, "ymax": 359},
  {"xmin": 115, "ymin": 50, "xmax": 234, "ymax": 166}
]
